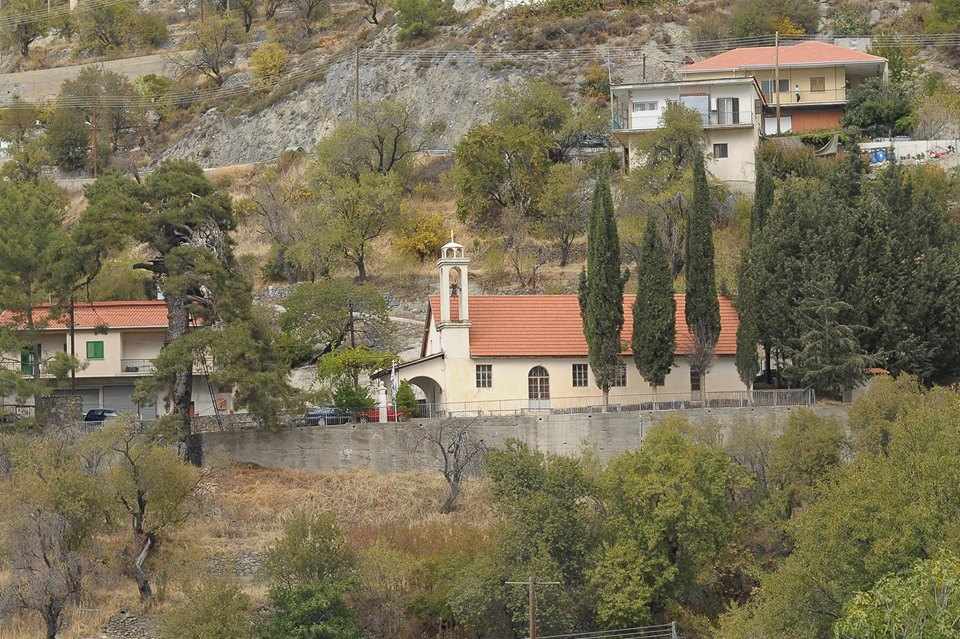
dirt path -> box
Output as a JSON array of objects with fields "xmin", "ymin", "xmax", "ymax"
[{"xmin": 1, "ymin": 51, "xmax": 189, "ymax": 102}]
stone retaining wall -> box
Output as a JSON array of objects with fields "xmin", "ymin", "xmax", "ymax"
[{"xmin": 201, "ymin": 405, "xmax": 848, "ymax": 472}]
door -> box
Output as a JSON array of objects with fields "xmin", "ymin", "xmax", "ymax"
[
  {"xmin": 102, "ymin": 385, "xmax": 138, "ymax": 416},
  {"xmin": 528, "ymin": 366, "xmax": 550, "ymax": 410}
]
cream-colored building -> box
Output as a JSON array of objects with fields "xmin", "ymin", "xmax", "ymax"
[
  {"xmin": 611, "ymin": 77, "xmax": 765, "ymax": 191},
  {"xmin": 375, "ymin": 243, "xmax": 746, "ymax": 415},
  {"xmin": 680, "ymin": 40, "xmax": 887, "ymax": 136},
  {"xmin": 611, "ymin": 41, "xmax": 888, "ymax": 190},
  {"xmin": 2, "ymin": 300, "xmax": 231, "ymax": 417}
]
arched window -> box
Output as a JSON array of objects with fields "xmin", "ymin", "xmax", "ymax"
[{"xmin": 528, "ymin": 366, "xmax": 550, "ymax": 401}]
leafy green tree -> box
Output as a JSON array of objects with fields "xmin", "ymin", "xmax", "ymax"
[
  {"xmin": 260, "ymin": 510, "xmax": 361, "ymax": 639},
  {"xmin": 0, "ymin": 98, "xmax": 40, "ymax": 148},
  {"xmin": 94, "ymin": 419, "xmax": 201, "ymax": 601},
  {"xmin": 578, "ymin": 170, "xmax": 629, "ymax": 409},
  {"xmin": 593, "ymin": 421, "xmax": 750, "ymax": 627},
  {"xmin": 492, "ymin": 79, "xmax": 607, "ymax": 164},
  {"xmin": 76, "ymin": 0, "xmax": 137, "ymax": 51},
  {"xmin": 393, "ymin": 0, "xmax": 456, "ymax": 42},
  {"xmin": 484, "ymin": 440, "xmax": 598, "ymax": 635},
  {"xmin": 842, "ymin": 77, "xmax": 913, "ymax": 137},
  {"xmin": 768, "ymin": 409, "xmax": 846, "ymax": 516},
  {"xmin": 834, "ymin": 553, "xmax": 960, "ymax": 639},
  {"xmin": 317, "ymin": 345, "xmax": 394, "ymax": 387},
  {"xmin": 729, "ymin": 0, "xmax": 818, "ymax": 36},
  {"xmin": 720, "ymin": 385, "xmax": 960, "ymax": 639},
  {"xmin": 395, "ymin": 210, "xmax": 448, "ymax": 264},
  {"xmin": 452, "ymin": 122, "xmax": 551, "ymax": 230},
  {"xmin": 59, "ymin": 66, "xmax": 141, "ymax": 152},
  {"xmin": 631, "ymin": 214, "xmax": 676, "ymax": 392},
  {"xmin": 685, "ymin": 149, "xmax": 721, "ymax": 390},
  {"xmin": 536, "ymin": 163, "xmax": 589, "ymax": 266},
  {"xmin": 0, "ymin": 0, "xmax": 49, "ymax": 56},
  {"xmin": 45, "ymin": 106, "xmax": 91, "ymax": 172}
]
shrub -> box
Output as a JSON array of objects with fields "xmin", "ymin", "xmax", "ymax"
[
  {"xmin": 250, "ymin": 42, "xmax": 289, "ymax": 89},
  {"xmin": 160, "ymin": 579, "xmax": 254, "ymax": 639},
  {"xmin": 395, "ymin": 380, "xmax": 418, "ymax": 416},
  {"xmin": 333, "ymin": 381, "xmax": 375, "ymax": 412},
  {"xmin": 579, "ymin": 64, "xmax": 609, "ymax": 106},
  {"xmin": 729, "ymin": 0, "xmax": 818, "ymax": 37},
  {"xmin": 393, "ymin": 0, "xmax": 457, "ymax": 42},
  {"xmin": 395, "ymin": 210, "xmax": 447, "ymax": 263},
  {"xmin": 44, "ymin": 108, "xmax": 90, "ymax": 172},
  {"xmin": 829, "ymin": 1, "xmax": 871, "ymax": 36},
  {"xmin": 132, "ymin": 12, "xmax": 169, "ymax": 47}
]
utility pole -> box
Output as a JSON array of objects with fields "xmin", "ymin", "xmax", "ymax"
[
  {"xmin": 642, "ymin": 53, "xmax": 646, "ymax": 82},
  {"xmin": 90, "ymin": 109, "xmax": 99, "ymax": 178},
  {"xmin": 69, "ymin": 295, "xmax": 76, "ymax": 391},
  {"xmin": 774, "ymin": 31, "xmax": 781, "ymax": 135},
  {"xmin": 354, "ymin": 47, "xmax": 360, "ymax": 120},
  {"xmin": 506, "ymin": 576, "xmax": 560, "ymax": 639}
]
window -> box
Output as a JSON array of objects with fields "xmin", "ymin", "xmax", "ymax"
[
  {"xmin": 715, "ymin": 97, "xmax": 740, "ymax": 124},
  {"xmin": 475, "ymin": 364, "xmax": 492, "ymax": 388},
  {"xmin": 572, "ymin": 363, "xmax": 589, "ymax": 387},
  {"xmin": 631, "ymin": 101, "xmax": 657, "ymax": 112},
  {"xmin": 612, "ymin": 361, "xmax": 627, "ymax": 387},
  {"xmin": 690, "ymin": 369, "xmax": 701, "ymax": 392},
  {"xmin": 760, "ymin": 79, "xmax": 790, "ymax": 96},
  {"xmin": 86, "ymin": 340, "xmax": 104, "ymax": 360},
  {"xmin": 810, "ymin": 76, "xmax": 825, "ymax": 92},
  {"xmin": 713, "ymin": 143, "xmax": 729, "ymax": 159}
]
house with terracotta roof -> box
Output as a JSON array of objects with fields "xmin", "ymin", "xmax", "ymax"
[
  {"xmin": 374, "ymin": 242, "xmax": 745, "ymax": 413},
  {"xmin": 610, "ymin": 41, "xmax": 887, "ymax": 189},
  {"xmin": 680, "ymin": 40, "xmax": 888, "ymax": 135},
  {"xmin": 1, "ymin": 300, "xmax": 230, "ymax": 418}
]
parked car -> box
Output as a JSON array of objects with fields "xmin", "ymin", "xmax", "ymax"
[
  {"xmin": 83, "ymin": 408, "xmax": 120, "ymax": 423},
  {"xmin": 303, "ymin": 406, "xmax": 351, "ymax": 426},
  {"xmin": 357, "ymin": 406, "xmax": 402, "ymax": 423}
]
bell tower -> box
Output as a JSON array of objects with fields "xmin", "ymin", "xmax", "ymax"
[{"xmin": 438, "ymin": 240, "xmax": 469, "ymax": 323}]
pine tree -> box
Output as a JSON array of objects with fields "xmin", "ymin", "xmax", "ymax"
[
  {"xmin": 684, "ymin": 149, "xmax": 721, "ymax": 392},
  {"xmin": 579, "ymin": 169, "xmax": 628, "ymax": 409},
  {"xmin": 631, "ymin": 213, "xmax": 675, "ymax": 392}
]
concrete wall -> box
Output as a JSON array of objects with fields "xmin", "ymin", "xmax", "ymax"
[{"xmin": 201, "ymin": 405, "xmax": 841, "ymax": 472}]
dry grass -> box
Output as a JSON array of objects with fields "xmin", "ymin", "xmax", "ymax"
[
  {"xmin": 0, "ymin": 465, "xmax": 497, "ymax": 639},
  {"xmin": 186, "ymin": 465, "xmax": 496, "ymax": 553}
]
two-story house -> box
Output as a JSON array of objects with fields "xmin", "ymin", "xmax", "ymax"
[
  {"xmin": 611, "ymin": 76, "xmax": 766, "ymax": 190},
  {"xmin": 2, "ymin": 300, "xmax": 230, "ymax": 417},
  {"xmin": 680, "ymin": 40, "xmax": 888, "ymax": 135},
  {"xmin": 611, "ymin": 41, "xmax": 888, "ymax": 189}
]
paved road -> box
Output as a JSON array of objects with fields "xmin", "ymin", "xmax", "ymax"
[{"xmin": 1, "ymin": 51, "xmax": 188, "ymax": 102}]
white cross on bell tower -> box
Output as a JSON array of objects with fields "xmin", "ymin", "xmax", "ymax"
[{"xmin": 438, "ymin": 239, "xmax": 469, "ymax": 323}]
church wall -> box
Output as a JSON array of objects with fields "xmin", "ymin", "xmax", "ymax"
[{"xmin": 421, "ymin": 354, "xmax": 745, "ymax": 408}]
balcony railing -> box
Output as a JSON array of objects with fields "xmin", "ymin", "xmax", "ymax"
[
  {"xmin": 612, "ymin": 109, "xmax": 758, "ymax": 132},
  {"xmin": 762, "ymin": 88, "xmax": 847, "ymax": 105},
  {"xmin": 121, "ymin": 359, "xmax": 156, "ymax": 375}
]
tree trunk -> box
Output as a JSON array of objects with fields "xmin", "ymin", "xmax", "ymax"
[
  {"xmin": 167, "ymin": 296, "xmax": 202, "ymax": 465},
  {"xmin": 133, "ymin": 533, "xmax": 155, "ymax": 601},
  {"xmin": 44, "ymin": 606, "xmax": 60, "ymax": 639},
  {"xmin": 559, "ymin": 239, "xmax": 571, "ymax": 267},
  {"xmin": 355, "ymin": 257, "xmax": 367, "ymax": 281},
  {"xmin": 763, "ymin": 343, "xmax": 772, "ymax": 385},
  {"xmin": 440, "ymin": 479, "xmax": 460, "ymax": 514},
  {"xmin": 602, "ymin": 387, "xmax": 609, "ymax": 412}
]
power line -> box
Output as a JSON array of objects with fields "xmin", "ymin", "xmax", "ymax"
[{"xmin": 2, "ymin": 31, "xmax": 960, "ymax": 110}]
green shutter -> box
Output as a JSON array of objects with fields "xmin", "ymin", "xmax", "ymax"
[
  {"xmin": 20, "ymin": 350, "xmax": 32, "ymax": 375},
  {"xmin": 86, "ymin": 341, "xmax": 104, "ymax": 360}
]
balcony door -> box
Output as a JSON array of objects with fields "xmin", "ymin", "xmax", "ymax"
[{"xmin": 716, "ymin": 97, "xmax": 740, "ymax": 125}]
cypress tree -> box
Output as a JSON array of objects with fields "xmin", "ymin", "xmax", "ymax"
[
  {"xmin": 579, "ymin": 169, "xmax": 628, "ymax": 409},
  {"xmin": 632, "ymin": 213, "xmax": 675, "ymax": 392},
  {"xmin": 684, "ymin": 149, "xmax": 721, "ymax": 391},
  {"xmin": 751, "ymin": 149, "xmax": 774, "ymax": 233},
  {"xmin": 735, "ymin": 149, "xmax": 769, "ymax": 390}
]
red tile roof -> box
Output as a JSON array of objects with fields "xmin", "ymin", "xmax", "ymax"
[
  {"xmin": 428, "ymin": 294, "xmax": 738, "ymax": 357},
  {"xmin": 0, "ymin": 300, "xmax": 168, "ymax": 330},
  {"xmin": 683, "ymin": 41, "xmax": 886, "ymax": 73}
]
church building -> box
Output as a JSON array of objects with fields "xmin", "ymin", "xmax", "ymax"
[{"xmin": 376, "ymin": 241, "xmax": 746, "ymax": 413}]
